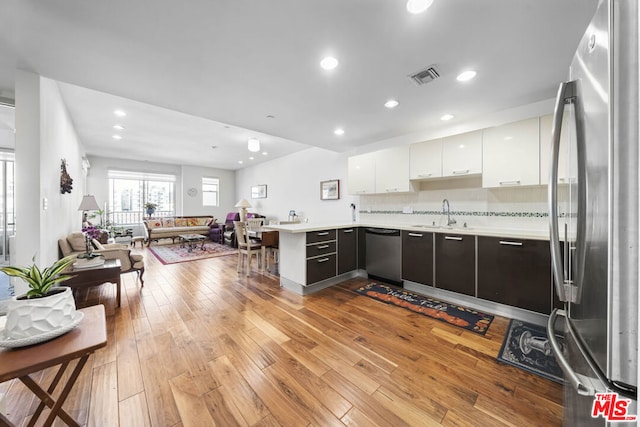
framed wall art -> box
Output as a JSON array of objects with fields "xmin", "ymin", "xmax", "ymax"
[
  {"xmin": 320, "ymin": 179, "xmax": 340, "ymax": 200},
  {"xmin": 251, "ymin": 184, "xmax": 267, "ymax": 199}
]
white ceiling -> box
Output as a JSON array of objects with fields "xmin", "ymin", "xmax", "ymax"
[{"xmin": 0, "ymin": 0, "xmax": 598, "ymax": 170}]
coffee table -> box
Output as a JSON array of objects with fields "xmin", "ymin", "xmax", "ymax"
[
  {"xmin": 64, "ymin": 259, "xmax": 122, "ymax": 307},
  {"xmin": 179, "ymin": 234, "xmax": 206, "ymax": 252},
  {"xmin": 0, "ymin": 305, "xmax": 107, "ymax": 427}
]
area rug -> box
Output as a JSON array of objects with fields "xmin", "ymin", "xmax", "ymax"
[
  {"xmin": 149, "ymin": 242, "xmax": 237, "ymax": 265},
  {"xmin": 354, "ymin": 283, "xmax": 494, "ymax": 335},
  {"xmin": 497, "ymin": 319, "xmax": 563, "ymax": 383}
]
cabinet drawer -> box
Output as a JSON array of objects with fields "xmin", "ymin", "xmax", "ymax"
[
  {"xmin": 306, "ymin": 254, "xmax": 337, "ymax": 284},
  {"xmin": 306, "ymin": 229, "xmax": 336, "ymax": 244},
  {"xmin": 306, "ymin": 241, "xmax": 337, "ymax": 258}
]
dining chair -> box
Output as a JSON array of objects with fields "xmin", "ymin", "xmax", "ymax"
[{"xmin": 234, "ymin": 221, "xmax": 262, "ymax": 276}]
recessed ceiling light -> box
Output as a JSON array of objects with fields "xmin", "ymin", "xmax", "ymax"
[
  {"xmin": 238, "ymin": 160, "xmax": 244, "ymax": 164},
  {"xmin": 406, "ymin": 0, "xmax": 434, "ymax": 14},
  {"xmin": 266, "ymin": 115, "xmax": 275, "ymax": 119},
  {"xmin": 384, "ymin": 99, "xmax": 399, "ymax": 109},
  {"xmin": 262, "ymin": 152, "xmax": 268, "ymax": 156},
  {"xmin": 113, "ymin": 109, "xmax": 127, "ymax": 117},
  {"xmin": 440, "ymin": 114, "xmax": 454, "ymax": 121},
  {"xmin": 320, "ymin": 56, "xmax": 339, "ymax": 70},
  {"xmin": 249, "ymin": 156, "xmax": 254, "ymax": 160},
  {"xmin": 113, "ymin": 124, "xmax": 125, "ymax": 130},
  {"xmin": 456, "ymin": 70, "xmax": 477, "ymax": 82},
  {"xmin": 112, "ymin": 134, "xmax": 122, "ymax": 140},
  {"xmin": 334, "ymin": 128, "xmax": 345, "ymax": 136}
]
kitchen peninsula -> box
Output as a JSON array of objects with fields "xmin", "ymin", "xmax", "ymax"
[{"xmin": 267, "ymin": 221, "xmax": 555, "ymax": 324}]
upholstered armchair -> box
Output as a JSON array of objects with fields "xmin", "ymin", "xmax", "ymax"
[
  {"xmin": 58, "ymin": 232, "xmax": 145, "ymax": 284},
  {"xmin": 222, "ymin": 212, "xmax": 241, "ymax": 247}
]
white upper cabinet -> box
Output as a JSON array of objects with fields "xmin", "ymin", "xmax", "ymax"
[
  {"xmin": 482, "ymin": 117, "xmax": 540, "ymax": 188},
  {"xmin": 347, "ymin": 152, "xmax": 376, "ymax": 195},
  {"xmin": 539, "ymin": 114, "xmax": 576, "ymax": 185},
  {"xmin": 375, "ymin": 145, "xmax": 411, "ymax": 193},
  {"xmin": 442, "ymin": 130, "xmax": 482, "ymax": 177},
  {"xmin": 410, "ymin": 139, "xmax": 442, "ymax": 180}
]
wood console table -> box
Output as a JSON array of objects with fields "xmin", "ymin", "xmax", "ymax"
[
  {"xmin": 64, "ymin": 259, "xmax": 122, "ymax": 307},
  {"xmin": 0, "ymin": 305, "xmax": 107, "ymax": 426}
]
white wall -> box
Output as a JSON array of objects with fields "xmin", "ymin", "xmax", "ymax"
[
  {"xmin": 235, "ymin": 147, "xmax": 356, "ymax": 223},
  {"xmin": 14, "ymin": 72, "xmax": 86, "ymax": 294},
  {"xmin": 87, "ymin": 157, "xmax": 237, "ymax": 226},
  {"xmin": 181, "ymin": 165, "xmax": 236, "ymax": 221}
]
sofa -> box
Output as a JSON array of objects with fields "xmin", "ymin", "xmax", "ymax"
[
  {"xmin": 143, "ymin": 215, "xmax": 215, "ymax": 246},
  {"xmin": 58, "ymin": 232, "xmax": 145, "ymax": 284}
]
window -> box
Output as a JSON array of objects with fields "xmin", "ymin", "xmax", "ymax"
[
  {"xmin": 108, "ymin": 170, "xmax": 176, "ymax": 225},
  {"xmin": 202, "ymin": 177, "xmax": 219, "ymax": 206}
]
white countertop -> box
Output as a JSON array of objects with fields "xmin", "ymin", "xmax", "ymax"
[{"xmin": 264, "ymin": 222, "xmax": 550, "ymax": 240}]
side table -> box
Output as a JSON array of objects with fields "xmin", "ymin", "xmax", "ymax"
[
  {"xmin": 64, "ymin": 259, "xmax": 122, "ymax": 307},
  {"xmin": 0, "ymin": 305, "xmax": 107, "ymax": 426}
]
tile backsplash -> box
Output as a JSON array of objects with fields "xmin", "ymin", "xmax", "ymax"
[{"xmin": 357, "ymin": 177, "xmax": 556, "ymax": 232}]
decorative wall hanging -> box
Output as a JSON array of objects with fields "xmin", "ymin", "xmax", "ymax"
[
  {"xmin": 251, "ymin": 184, "xmax": 267, "ymax": 199},
  {"xmin": 60, "ymin": 159, "xmax": 73, "ymax": 194},
  {"xmin": 320, "ymin": 179, "xmax": 340, "ymax": 200}
]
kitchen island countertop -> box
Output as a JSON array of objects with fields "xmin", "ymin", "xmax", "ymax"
[{"xmin": 264, "ymin": 221, "xmax": 551, "ymax": 241}]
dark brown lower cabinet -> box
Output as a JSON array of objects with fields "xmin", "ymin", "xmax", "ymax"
[
  {"xmin": 402, "ymin": 230, "xmax": 433, "ymax": 286},
  {"xmin": 337, "ymin": 228, "xmax": 357, "ymax": 275},
  {"xmin": 306, "ymin": 254, "xmax": 337, "ymax": 284},
  {"xmin": 435, "ymin": 233, "xmax": 475, "ymax": 296},
  {"xmin": 477, "ymin": 236, "xmax": 552, "ymax": 314}
]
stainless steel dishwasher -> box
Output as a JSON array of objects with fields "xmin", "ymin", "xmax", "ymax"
[{"xmin": 365, "ymin": 228, "xmax": 401, "ymax": 284}]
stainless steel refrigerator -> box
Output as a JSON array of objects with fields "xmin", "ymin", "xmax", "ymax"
[{"xmin": 547, "ymin": 0, "xmax": 638, "ymax": 425}]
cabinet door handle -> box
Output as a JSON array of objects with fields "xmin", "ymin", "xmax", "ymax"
[
  {"xmin": 316, "ymin": 232, "xmax": 329, "ymax": 236},
  {"xmin": 316, "ymin": 245, "xmax": 330, "ymax": 249},
  {"xmin": 408, "ymin": 233, "xmax": 423, "ymax": 237},
  {"xmin": 418, "ymin": 173, "xmax": 432, "ymax": 178},
  {"xmin": 317, "ymin": 258, "xmax": 330, "ymax": 263},
  {"xmin": 342, "ymin": 229, "xmax": 354, "ymax": 233},
  {"xmin": 499, "ymin": 240, "xmax": 523, "ymax": 246},
  {"xmin": 499, "ymin": 180, "xmax": 521, "ymax": 186},
  {"xmin": 452, "ymin": 169, "xmax": 469, "ymax": 175},
  {"xmin": 356, "ymin": 190, "xmax": 368, "ymax": 194},
  {"xmin": 386, "ymin": 188, "xmax": 399, "ymax": 192},
  {"xmin": 444, "ymin": 236, "xmax": 463, "ymax": 241}
]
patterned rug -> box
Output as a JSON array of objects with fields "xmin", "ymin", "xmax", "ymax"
[
  {"xmin": 149, "ymin": 242, "xmax": 237, "ymax": 265},
  {"xmin": 354, "ymin": 283, "xmax": 494, "ymax": 335},
  {"xmin": 497, "ymin": 319, "xmax": 563, "ymax": 383}
]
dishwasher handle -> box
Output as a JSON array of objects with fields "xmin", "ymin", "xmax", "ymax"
[{"xmin": 365, "ymin": 228, "xmax": 400, "ymax": 236}]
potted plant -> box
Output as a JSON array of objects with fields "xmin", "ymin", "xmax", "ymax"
[
  {"xmin": 144, "ymin": 202, "xmax": 158, "ymax": 217},
  {"xmin": 0, "ymin": 256, "xmax": 78, "ymax": 341}
]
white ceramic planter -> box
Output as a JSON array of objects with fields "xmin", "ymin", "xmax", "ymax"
[{"xmin": 4, "ymin": 286, "xmax": 76, "ymax": 340}]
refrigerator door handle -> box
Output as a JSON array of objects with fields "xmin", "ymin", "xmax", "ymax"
[
  {"xmin": 548, "ymin": 309, "xmax": 600, "ymax": 396},
  {"xmin": 549, "ymin": 80, "xmax": 576, "ymax": 303}
]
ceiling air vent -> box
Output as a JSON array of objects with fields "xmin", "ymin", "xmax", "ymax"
[{"xmin": 408, "ymin": 65, "xmax": 440, "ymax": 86}]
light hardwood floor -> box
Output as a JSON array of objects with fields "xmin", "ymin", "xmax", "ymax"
[{"xmin": 1, "ymin": 245, "xmax": 563, "ymax": 426}]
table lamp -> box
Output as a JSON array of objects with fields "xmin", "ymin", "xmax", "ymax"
[
  {"xmin": 78, "ymin": 195, "xmax": 100, "ymax": 225},
  {"xmin": 235, "ymin": 198, "xmax": 252, "ymax": 222}
]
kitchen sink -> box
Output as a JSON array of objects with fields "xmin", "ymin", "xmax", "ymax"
[{"xmin": 411, "ymin": 224, "xmax": 473, "ymax": 230}]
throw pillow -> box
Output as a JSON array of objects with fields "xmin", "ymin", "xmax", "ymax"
[
  {"xmin": 92, "ymin": 239, "xmax": 105, "ymax": 250},
  {"xmin": 187, "ymin": 218, "xmax": 199, "ymax": 226},
  {"xmin": 196, "ymin": 217, "xmax": 210, "ymax": 226},
  {"xmin": 67, "ymin": 232, "xmax": 86, "ymax": 252},
  {"xmin": 175, "ymin": 218, "xmax": 187, "ymax": 226},
  {"xmin": 163, "ymin": 218, "xmax": 175, "ymax": 228},
  {"xmin": 147, "ymin": 220, "xmax": 163, "ymax": 229}
]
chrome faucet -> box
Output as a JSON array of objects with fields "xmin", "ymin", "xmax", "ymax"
[{"xmin": 442, "ymin": 199, "xmax": 456, "ymax": 226}]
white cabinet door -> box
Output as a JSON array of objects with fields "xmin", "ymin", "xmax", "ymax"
[
  {"xmin": 347, "ymin": 152, "xmax": 376, "ymax": 195},
  {"xmin": 482, "ymin": 117, "xmax": 540, "ymax": 188},
  {"xmin": 442, "ymin": 130, "xmax": 482, "ymax": 177},
  {"xmin": 539, "ymin": 114, "xmax": 576, "ymax": 185},
  {"xmin": 410, "ymin": 139, "xmax": 442, "ymax": 180},
  {"xmin": 375, "ymin": 145, "xmax": 411, "ymax": 193}
]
